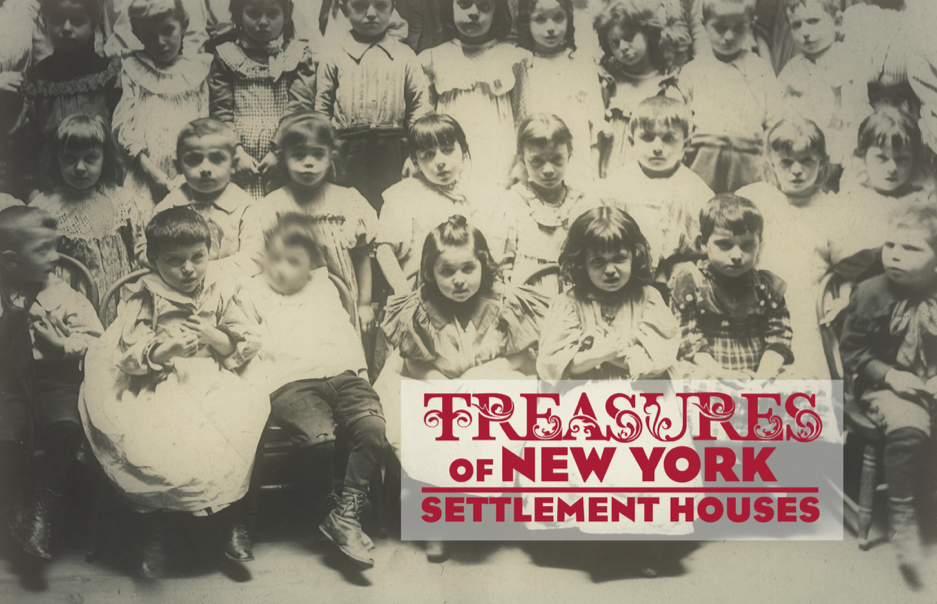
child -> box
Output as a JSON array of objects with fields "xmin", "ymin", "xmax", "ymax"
[
  {"xmin": 679, "ymin": 0, "xmax": 782, "ymax": 193},
  {"xmin": 209, "ymin": 0, "xmax": 316, "ymax": 198},
  {"xmin": 0, "ymin": 206, "xmax": 102, "ymax": 562},
  {"xmin": 670, "ymin": 194, "xmax": 793, "ymax": 386},
  {"xmin": 516, "ymin": 0, "xmax": 605, "ymax": 180},
  {"xmin": 502, "ymin": 113, "xmax": 597, "ymax": 295},
  {"xmin": 597, "ymin": 96, "xmax": 713, "ymax": 282},
  {"xmin": 142, "ymin": 118, "xmax": 256, "ymax": 277},
  {"xmin": 112, "ymin": 0, "xmax": 212, "ymax": 212},
  {"xmin": 313, "ymin": 0, "xmax": 431, "ymax": 211},
  {"xmin": 243, "ymin": 113, "xmax": 377, "ymax": 333},
  {"xmin": 239, "ymin": 213, "xmax": 385, "ymax": 569},
  {"xmin": 376, "ymin": 113, "xmax": 509, "ymax": 294},
  {"xmin": 593, "ymin": 0, "xmax": 680, "ymax": 178},
  {"xmin": 419, "ymin": 0, "xmax": 531, "ymax": 187},
  {"xmin": 31, "ymin": 113, "xmax": 137, "ymax": 326},
  {"xmin": 736, "ymin": 116, "xmax": 838, "ymax": 379},
  {"xmin": 80, "ymin": 207, "xmax": 269, "ymax": 578},
  {"xmin": 839, "ymin": 201, "xmax": 937, "ymax": 581}
]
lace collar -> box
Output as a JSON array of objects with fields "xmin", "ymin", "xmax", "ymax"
[
  {"xmin": 122, "ymin": 52, "xmax": 212, "ymax": 94},
  {"xmin": 514, "ymin": 182, "xmax": 584, "ymax": 229},
  {"xmin": 25, "ymin": 56, "xmax": 120, "ymax": 97}
]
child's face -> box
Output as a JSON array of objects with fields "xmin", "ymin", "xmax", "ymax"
[
  {"xmin": 863, "ymin": 141, "xmax": 914, "ymax": 194},
  {"xmin": 529, "ymin": 0, "xmax": 567, "ymax": 53},
  {"xmin": 153, "ymin": 242, "xmax": 209, "ymax": 294},
  {"xmin": 607, "ymin": 26, "xmax": 650, "ymax": 73},
  {"xmin": 631, "ymin": 123, "xmax": 686, "ymax": 176},
  {"xmin": 586, "ymin": 246, "xmax": 632, "ymax": 293},
  {"xmin": 433, "ymin": 244, "xmax": 482, "ymax": 303},
  {"xmin": 882, "ymin": 225, "xmax": 937, "ymax": 290},
  {"xmin": 264, "ymin": 236, "xmax": 317, "ymax": 295},
  {"xmin": 522, "ymin": 141, "xmax": 568, "ymax": 191},
  {"xmin": 138, "ymin": 15, "xmax": 185, "ymax": 66},
  {"xmin": 415, "ymin": 142, "xmax": 465, "ymax": 187},
  {"xmin": 178, "ymin": 135, "xmax": 235, "ymax": 196},
  {"xmin": 58, "ymin": 144, "xmax": 103, "ymax": 191},
  {"xmin": 345, "ymin": 0, "xmax": 392, "ymax": 37},
  {"xmin": 45, "ymin": 1, "xmax": 94, "ymax": 51},
  {"xmin": 453, "ymin": 0, "xmax": 494, "ymax": 39},
  {"xmin": 769, "ymin": 147, "xmax": 821, "ymax": 197},
  {"xmin": 787, "ymin": 1, "xmax": 839, "ymax": 60},
  {"xmin": 5, "ymin": 227, "xmax": 59, "ymax": 284},
  {"xmin": 285, "ymin": 143, "xmax": 331, "ymax": 189},
  {"xmin": 704, "ymin": 2, "xmax": 751, "ymax": 60},
  {"xmin": 705, "ymin": 226, "xmax": 760, "ymax": 277},
  {"xmin": 242, "ymin": 0, "xmax": 285, "ymax": 44}
]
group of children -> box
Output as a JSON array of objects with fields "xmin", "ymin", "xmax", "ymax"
[{"xmin": 1, "ymin": 0, "xmax": 937, "ymax": 585}]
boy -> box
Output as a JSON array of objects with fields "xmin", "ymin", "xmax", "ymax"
[
  {"xmin": 240, "ymin": 213, "xmax": 385, "ymax": 569},
  {"xmin": 678, "ymin": 0, "xmax": 782, "ymax": 194},
  {"xmin": 311, "ymin": 0, "xmax": 430, "ymax": 211},
  {"xmin": 0, "ymin": 207, "xmax": 102, "ymax": 561},
  {"xmin": 840, "ymin": 202, "xmax": 937, "ymax": 580},
  {"xmin": 598, "ymin": 96, "xmax": 714, "ymax": 282},
  {"xmin": 138, "ymin": 118, "xmax": 256, "ymax": 277}
]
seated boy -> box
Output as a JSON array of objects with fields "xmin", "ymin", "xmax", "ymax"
[
  {"xmin": 239, "ymin": 213, "xmax": 385, "ymax": 570},
  {"xmin": 0, "ymin": 206, "xmax": 103, "ymax": 561}
]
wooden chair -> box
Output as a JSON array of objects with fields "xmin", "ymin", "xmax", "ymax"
[
  {"xmin": 521, "ymin": 262, "xmax": 561, "ymax": 290},
  {"xmin": 57, "ymin": 253, "xmax": 100, "ymax": 311}
]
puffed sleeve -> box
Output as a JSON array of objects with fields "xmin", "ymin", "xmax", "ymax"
[
  {"xmin": 536, "ymin": 292, "xmax": 585, "ymax": 380},
  {"xmin": 56, "ymin": 285, "xmax": 104, "ymax": 359},
  {"xmin": 670, "ymin": 262, "xmax": 710, "ymax": 361},
  {"xmin": 374, "ymin": 192, "xmax": 411, "ymax": 259},
  {"xmin": 111, "ymin": 70, "xmax": 146, "ymax": 158},
  {"xmin": 499, "ymin": 285, "xmax": 550, "ymax": 355},
  {"xmin": 625, "ymin": 285, "xmax": 680, "ymax": 379},
  {"xmin": 217, "ymin": 288, "xmax": 263, "ymax": 370},
  {"xmin": 116, "ymin": 285, "xmax": 165, "ymax": 376},
  {"xmin": 208, "ymin": 53, "xmax": 235, "ymax": 124},
  {"xmin": 756, "ymin": 270, "xmax": 794, "ymax": 364},
  {"xmin": 286, "ymin": 45, "xmax": 317, "ymax": 115},
  {"xmin": 345, "ymin": 187, "xmax": 378, "ymax": 250},
  {"xmin": 381, "ymin": 291, "xmax": 436, "ymax": 362}
]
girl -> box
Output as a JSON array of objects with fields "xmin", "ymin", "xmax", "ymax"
[
  {"xmin": 503, "ymin": 113, "xmax": 596, "ymax": 295},
  {"xmin": 31, "ymin": 113, "xmax": 137, "ymax": 325},
  {"xmin": 208, "ymin": 0, "xmax": 316, "ymax": 199},
  {"xmin": 379, "ymin": 215, "xmax": 549, "ymax": 561},
  {"xmin": 594, "ymin": 0, "xmax": 680, "ymax": 178},
  {"xmin": 112, "ymin": 0, "xmax": 212, "ymax": 216},
  {"xmin": 243, "ymin": 112, "xmax": 377, "ymax": 334},
  {"xmin": 80, "ymin": 207, "xmax": 269, "ymax": 578},
  {"xmin": 376, "ymin": 113, "xmax": 509, "ymax": 295},
  {"xmin": 419, "ymin": 0, "xmax": 531, "ymax": 187},
  {"xmin": 515, "ymin": 0, "xmax": 606, "ymax": 181}
]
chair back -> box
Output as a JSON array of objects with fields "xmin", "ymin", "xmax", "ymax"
[
  {"xmin": 816, "ymin": 271, "xmax": 854, "ymax": 382},
  {"xmin": 521, "ymin": 262, "xmax": 561, "ymax": 291},
  {"xmin": 328, "ymin": 272, "xmax": 357, "ymax": 328},
  {"xmin": 98, "ymin": 269, "xmax": 151, "ymax": 327},
  {"xmin": 57, "ymin": 254, "xmax": 99, "ymax": 312}
]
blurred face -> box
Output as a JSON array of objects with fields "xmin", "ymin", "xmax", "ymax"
[
  {"xmin": 8, "ymin": 227, "xmax": 59, "ymax": 284},
  {"xmin": 882, "ymin": 225, "xmax": 937, "ymax": 290},
  {"xmin": 345, "ymin": 0, "xmax": 392, "ymax": 37},
  {"xmin": 704, "ymin": 3, "xmax": 751, "ymax": 61},
  {"xmin": 607, "ymin": 25, "xmax": 651, "ymax": 73},
  {"xmin": 523, "ymin": 141, "xmax": 568, "ymax": 191},
  {"xmin": 864, "ymin": 141, "xmax": 914, "ymax": 194},
  {"xmin": 285, "ymin": 142, "xmax": 331, "ymax": 189},
  {"xmin": 433, "ymin": 245, "xmax": 482, "ymax": 303},
  {"xmin": 45, "ymin": 1, "xmax": 94, "ymax": 51},
  {"xmin": 586, "ymin": 247, "xmax": 632, "ymax": 293},
  {"xmin": 241, "ymin": 0, "xmax": 285, "ymax": 44},
  {"xmin": 453, "ymin": 0, "xmax": 494, "ymax": 39},
  {"xmin": 769, "ymin": 147, "xmax": 821, "ymax": 197},
  {"xmin": 631, "ymin": 124, "xmax": 686, "ymax": 176},
  {"xmin": 137, "ymin": 15, "xmax": 185, "ymax": 66},
  {"xmin": 529, "ymin": 0, "xmax": 567, "ymax": 53},
  {"xmin": 787, "ymin": 1, "xmax": 839, "ymax": 60},
  {"xmin": 153, "ymin": 242, "xmax": 209, "ymax": 293},
  {"xmin": 264, "ymin": 237, "xmax": 316, "ymax": 295},
  {"xmin": 705, "ymin": 226, "xmax": 760, "ymax": 277},
  {"xmin": 58, "ymin": 144, "xmax": 104, "ymax": 191},
  {"xmin": 178, "ymin": 135, "xmax": 235, "ymax": 196},
  {"xmin": 414, "ymin": 142, "xmax": 465, "ymax": 186}
]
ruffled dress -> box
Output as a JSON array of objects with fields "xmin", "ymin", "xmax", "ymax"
[
  {"xmin": 79, "ymin": 273, "xmax": 269, "ymax": 514},
  {"xmin": 420, "ymin": 39, "xmax": 531, "ymax": 187},
  {"xmin": 112, "ymin": 52, "xmax": 212, "ymax": 214}
]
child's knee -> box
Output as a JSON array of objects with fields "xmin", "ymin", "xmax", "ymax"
[{"xmin": 351, "ymin": 415, "xmax": 386, "ymax": 451}]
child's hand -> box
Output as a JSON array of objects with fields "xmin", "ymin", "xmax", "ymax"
[
  {"xmin": 151, "ymin": 331, "xmax": 199, "ymax": 365},
  {"xmin": 258, "ymin": 151, "xmax": 278, "ymax": 175},
  {"xmin": 0, "ymin": 72, "xmax": 24, "ymax": 93},
  {"xmin": 884, "ymin": 369, "xmax": 929, "ymax": 399},
  {"xmin": 183, "ymin": 315, "xmax": 229, "ymax": 352},
  {"xmin": 234, "ymin": 146, "xmax": 259, "ymax": 176},
  {"xmin": 357, "ymin": 304, "xmax": 375, "ymax": 335},
  {"xmin": 32, "ymin": 313, "xmax": 70, "ymax": 358}
]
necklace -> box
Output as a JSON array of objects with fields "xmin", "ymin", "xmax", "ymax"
[{"xmin": 598, "ymin": 299, "xmax": 621, "ymax": 325}]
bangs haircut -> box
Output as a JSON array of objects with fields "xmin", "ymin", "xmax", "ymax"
[
  {"xmin": 408, "ymin": 114, "xmax": 469, "ymax": 158},
  {"xmin": 46, "ymin": 113, "xmax": 124, "ymax": 190},
  {"xmin": 765, "ymin": 116, "xmax": 831, "ymax": 186},
  {"xmin": 888, "ymin": 201, "xmax": 937, "ymax": 253},
  {"xmin": 699, "ymin": 193, "xmax": 763, "ymax": 243},
  {"xmin": 274, "ymin": 112, "xmax": 335, "ymax": 156},
  {"xmin": 128, "ymin": 0, "xmax": 189, "ymax": 37},
  {"xmin": 264, "ymin": 212, "xmax": 327, "ymax": 267},
  {"xmin": 145, "ymin": 206, "xmax": 212, "ymax": 265},
  {"xmin": 629, "ymin": 95, "xmax": 690, "ymax": 138},
  {"xmin": 783, "ymin": 0, "xmax": 839, "ymax": 17},
  {"xmin": 701, "ymin": 0, "xmax": 755, "ymax": 22},
  {"xmin": 594, "ymin": 0, "xmax": 665, "ymax": 70},
  {"xmin": 0, "ymin": 206, "xmax": 57, "ymax": 255},
  {"xmin": 229, "ymin": 0, "xmax": 295, "ymax": 40},
  {"xmin": 419, "ymin": 215, "xmax": 497, "ymax": 301},
  {"xmin": 560, "ymin": 206, "xmax": 652, "ymax": 292},
  {"xmin": 439, "ymin": 0, "xmax": 513, "ymax": 40},
  {"xmin": 516, "ymin": 0, "xmax": 576, "ymax": 52},
  {"xmin": 516, "ymin": 113, "xmax": 574, "ymax": 156},
  {"xmin": 855, "ymin": 105, "xmax": 921, "ymax": 159},
  {"xmin": 176, "ymin": 118, "xmax": 238, "ymax": 160}
]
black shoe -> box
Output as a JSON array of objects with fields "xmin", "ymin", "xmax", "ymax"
[
  {"xmin": 134, "ymin": 513, "xmax": 168, "ymax": 580},
  {"xmin": 223, "ymin": 521, "xmax": 254, "ymax": 562},
  {"xmin": 10, "ymin": 489, "xmax": 60, "ymax": 561}
]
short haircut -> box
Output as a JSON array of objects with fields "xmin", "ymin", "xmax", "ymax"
[
  {"xmin": 594, "ymin": 0, "xmax": 665, "ymax": 70},
  {"xmin": 229, "ymin": 0, "xmax": 295, "ymax": 41},
  {"xmin": 699, "ymin": 193, "xmax": 763, "ymax": 243},
  {"xmin": 40, "ymin": 0, "xmax": 101, "ymax": 23},
  {"xmin": 439, "ymin": 0, "xmax": 513, "ymax": 41},
  {"xmin": 45, "ymin": 113, "xmax": 124, "ymax": 191},
  {"xmin": 0, "ymin": 206, "xmax": 57, "ymax": 255},
  {"xmin": 629, "ymin": 95, "xmax": 691, "ymax": 138},
  {"xmin": 764, "ymin": 115, "xmax": 832, "ymax": 187},
  {"xmin": 144, "ymin": 206, "xmax": 212, "ymax": 265},
  {"xmin": 407, "ymin": 114, "xmax": 470, "ymax": 159},
  {"xmin": 855, "ymin": 105, "xmax": 921, "ymax": 159},
  {"xmin": 176, "ymin": 118, "xmax": 239, "ymax": 161},
  {"xmin": 128, "ymin": 0, "xmax": 189, "ymax": 36},
  {"xmin": 516, "ymin": 113, "xmax": 574, "ymax": 156},
  {"xmin": 888, "ymin": 201, "xmax": 937, "ymax": 253},
  {"xmin": 264, "ymin": 212, "xmax": 327, "ymax": 267},
  {"xmin": 559, "ymin": 206, "xmax": 653, "ymax": 292},
  {"xmin": 419, "ymin": 215, "xmax": 498, "ymax": 302},
  {"xmin": 783, "ymin": 0, "xmax": 839, "ymax": 17},
  {"xmin": 516, "ymin": 0, "xmax": 576, "ymax": 53},
  {"xmin": 700, "ymin": 0, "xmax": 755, "ymax": 23}
]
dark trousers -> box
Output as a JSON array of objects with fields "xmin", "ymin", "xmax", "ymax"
[{"xmin": 335, "ymin": 128, "xmax": 407, "ymax": 213}]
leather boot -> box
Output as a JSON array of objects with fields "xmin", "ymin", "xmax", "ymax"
[
  {"xmin": 135, "ymin": 512, "xmax": 168, "ymax": 580},
  {"xmin": 10, "ymin": 488, "xmax": 61, "ymax": 560},
  {"xmin": 319, "ymin": 488, "xmax": 374, "ymax": 568},
  {"xmin": 889, "ymin": 497, "xmax": 924, "ymax": 586},
  {"xmin": 223, "ymin": 521, "xmax": 254, "ymax": 562},
  {"xmin": 319, "ymin": 490, "xmax": 374, "ymax": 550}
]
